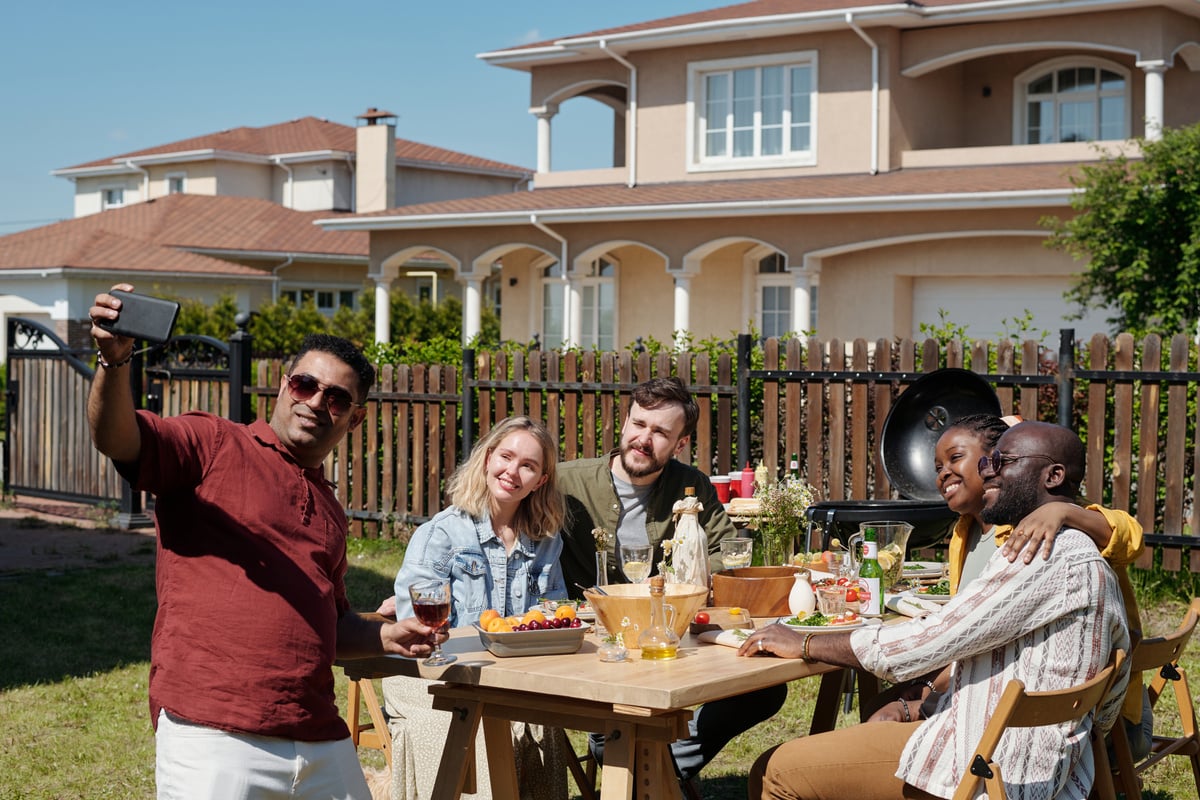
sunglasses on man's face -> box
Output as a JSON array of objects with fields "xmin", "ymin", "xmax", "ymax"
[
  {"xmin": 284, "ymin": 373, "xmax": 360, "ymax": 416},
  {"xmin": 977, "ymin": 448, "xmax": 1057, "ymax": 476}
]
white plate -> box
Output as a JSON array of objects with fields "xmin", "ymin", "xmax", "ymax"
[
  {"xmin": 901, "ymin": 561, "xmax": 947, "ymax": 579},
  {"xmin": 776, "ymin": 613, "xmax": 867, "ymax": 632},
  {"xmin": 910, "ymin": 588, "xmax": 952, "ymax": 604}
]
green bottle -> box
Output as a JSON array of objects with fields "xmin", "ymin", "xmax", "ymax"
[
  {"xmin": 857, "ymin": 526, "xmax": 885, "ymax": 617},
  {"xmin": 789, "ymin": 452, "xmax": 800, "ymax": 481}
]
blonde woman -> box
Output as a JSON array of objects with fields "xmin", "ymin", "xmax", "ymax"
[{"xmin": 382, "ymin": 416, "xmax": 569, "ymax": 800}]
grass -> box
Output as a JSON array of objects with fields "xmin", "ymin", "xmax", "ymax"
[{"xmin": 1, "ymin": 540, "xmax": 1197, "ymax": 799}]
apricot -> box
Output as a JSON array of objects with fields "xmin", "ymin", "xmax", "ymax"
[
  {"xmin": 478, "ymin": 609, "xmax": 501, "ymax": 629},
  {"xmin": 522, "ymin": 609, "xmax": 547, "ymax": 625},
  {"xmin": 554, "ymin": 605, "xmax": 576, "ymax": 621},
  {"xmin": 486, "ymin": 617, "xmax": 513, "ymax": 633}
]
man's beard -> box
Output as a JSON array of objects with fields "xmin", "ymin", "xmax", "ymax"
[
  {"xmin": 619, "ymin": 441, "xmax": 668, "ymax": 479},
  {"xmin": 981, "ymin": 477, "xmax": 1041, "ymax": 527}
]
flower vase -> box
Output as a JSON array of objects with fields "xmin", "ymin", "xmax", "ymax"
[
  {"xmin": 763, "ymin": 529, "xmax": 798, "ymax": 567},
  {"xmin": 596, "ymin": 551, "xmax": 610, "ymax": 586}
]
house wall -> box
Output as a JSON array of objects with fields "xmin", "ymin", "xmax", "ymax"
[
  {"xmin": 72, "ymin": 175, "xmax": 140, "ymax": 216},
  {"xmin": 395, "ymin": 167, "xmax": 523, "ymax": 206},
  {"xmin": 290, "ymin": 162, "xmax": 340, "ymax": 212},
  {"xmin": 215, "ymin": 161, "xmax": 273, "ymax": 200}
]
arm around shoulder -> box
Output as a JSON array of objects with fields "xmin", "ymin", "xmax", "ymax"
[{"xmin": 1085, "ymin": 504, "xmax": 1144, "ymax": 565}]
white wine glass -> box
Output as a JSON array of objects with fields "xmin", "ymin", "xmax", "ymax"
[
  {"xmin": 408, "ymin": 578, "xmax": 456, "ymax": 666},
  {"xmin": 620, "ymin": 544, "xmax": 653, "ymax": 584},
  {"xmin": 719, "ymin": 537, "xmax": 753, "ymax": 569}
]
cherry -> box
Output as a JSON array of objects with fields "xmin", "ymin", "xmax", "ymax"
[
  {"xmin": 527, "ymin": 620, "xmax": 542, "ymax": 630},
  {"xmin": 570, "ymin": 618, "xmax": 582, "ymax": 628},
  {"xmin": 516, "ymin": 624, "xmax": 529, "ymax": 631}
]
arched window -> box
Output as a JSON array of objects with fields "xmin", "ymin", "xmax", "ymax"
[
  {"xmin": 756, "ymin": 252, "xmax": 791, "ymax": 339},
  {"xmin": 1016, "ymin": 58, "xmax": 1129, "ymax": 144},
  {"xmin": 580, "ymin": 257, "xmax": 616, "ymax": 350}
]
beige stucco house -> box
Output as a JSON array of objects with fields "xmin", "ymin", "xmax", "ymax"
[
  {"xmin": 321, "ymin": 0, "xmax": 1200, "ymax": 348},
  {"xmin": 0, "ymin": 110, "xmax": 530, "ymax": 349}
]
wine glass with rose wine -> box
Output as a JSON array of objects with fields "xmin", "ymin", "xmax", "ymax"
[{"xmin": 408, "ymin": 578, "xmax": 456, "ymax": 666}]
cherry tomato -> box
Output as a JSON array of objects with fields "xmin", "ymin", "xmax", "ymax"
[
  {"xmin": 845, "ymin": 588, "xmax": 860, "ymax": 603},
  {"xmin": 694, "ymin": 611, "xmax": 711, "ymax": 625}
]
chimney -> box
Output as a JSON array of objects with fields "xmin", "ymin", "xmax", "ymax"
[{"xmin": 355, "ymin": 107, "xmax": 397, "ymax": 213}]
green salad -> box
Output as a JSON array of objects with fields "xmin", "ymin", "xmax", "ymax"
[
  {"xmin": 918, "ymin": 580, "xmax": 951, "ymax": 596},
  {"xmin": 783, "ymin": 612, "xmax": 830, "ymax": 627}
]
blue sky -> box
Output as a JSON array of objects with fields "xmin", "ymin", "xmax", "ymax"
[{"xmin": 0, "ymin": 1, "xmax": 719, "ymax": 234}]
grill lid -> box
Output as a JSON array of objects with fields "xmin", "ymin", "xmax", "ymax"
[{"xmin": 879, "ymin": 368, "xmax": 1001, "ymax": 502}]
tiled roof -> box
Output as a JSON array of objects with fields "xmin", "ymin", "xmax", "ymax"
[
  {"xmin": 0, "ymin": 194, "xmax": 371, "ymax": 276},
  {"xmin": 340, "ymin": 162, "xmax": 1082, "ymax": 220},
  {"xmin": 60, "ymin": 116, "xmax": 530, "ymax": 175},
  {"xmin": 0, "ymin": 227, "xmax": 264, "ymax": 277}
]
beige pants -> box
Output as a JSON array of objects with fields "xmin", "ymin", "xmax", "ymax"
[
  {"xmin": 749, "ymin": 721, "xmax": 939, "ymax": 800},
  {"xmin": 381, "ymin": 676, "xmax": 568, "ymax": 800}
]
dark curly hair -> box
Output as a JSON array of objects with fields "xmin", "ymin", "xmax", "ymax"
[{"xmin": 942, "ymin": 413, "xmax": 1010, "ymax": 449}]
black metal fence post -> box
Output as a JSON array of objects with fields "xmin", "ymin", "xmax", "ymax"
[
  {"xmin": 1058, "ymin": 328, "xmax": 1075, "ymax": 429},
  {"xmin": 462, "ymin": 348, "xmax": 475, "ymax": 455},
  {"xmin": 737, "ymin": 333, "xmax": 751, "ymax": 467},
  {"xmin": 228, "ymin": 313, "xmax": 253, "ymax": 425}
]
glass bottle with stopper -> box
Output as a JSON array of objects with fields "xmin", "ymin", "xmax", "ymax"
[{"xmin": 638, "ymin": 575, "xmax": 680, "ymax": 660}]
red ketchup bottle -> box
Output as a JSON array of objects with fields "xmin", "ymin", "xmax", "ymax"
[{"xmin": 740, "ymin": 462, "xmax": 755, "ymax": 499}]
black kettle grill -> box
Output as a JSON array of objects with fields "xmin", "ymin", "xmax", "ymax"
[{"xmin": 804, "ymin": 368, "xmax": 1001, "ymax": 553}]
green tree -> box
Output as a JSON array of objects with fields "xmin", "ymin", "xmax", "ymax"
[
  {"xmin": 172, "ymin": 293, "xmax": 240, "ymax": 339},
  {"xmin": 1043, "ymin": 123, "xmax": 1200, "ymax": 337}
]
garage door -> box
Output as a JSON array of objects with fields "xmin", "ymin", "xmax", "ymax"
[{"xmin": 912, "ymin": 276, "xmax": 1114, "ymax": 341}]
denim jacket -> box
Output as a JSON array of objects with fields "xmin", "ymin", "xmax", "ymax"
[{"xmin": 392, "ymin": 506, "xmax": 567, "ymax": 627}]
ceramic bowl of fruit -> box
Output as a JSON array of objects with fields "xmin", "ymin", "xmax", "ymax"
[{"xmin": 475, "ymin": 608, "xmax": 589, "ymax": 657}]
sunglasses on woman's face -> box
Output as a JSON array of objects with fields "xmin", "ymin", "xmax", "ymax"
[
  {"xmin": 977, "ymin": 448, "xmax": 1057, "ymax": 476},
  {"xmin": 284, "ymin": 373, "xmax": 360, "ymax": 416}
]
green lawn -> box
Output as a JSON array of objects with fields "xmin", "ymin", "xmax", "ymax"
[{"xmin": 1, "ymin": 539, "xmax": 1196, "ymax": 799}]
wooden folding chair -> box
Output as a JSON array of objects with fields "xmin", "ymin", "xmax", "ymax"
[
  {"xmin": 346, "ymin": 677, "xmax": 392, "ymax": 770},
  {"xmin": 1109, "ymin": 598, "xmax": 1200, "ymax": 800},
  {"xmin": 951, "ymin": 650, "xmax": 1126, "ymax": 800}
]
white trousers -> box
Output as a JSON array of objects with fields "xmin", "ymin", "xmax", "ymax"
[{"xmin": 155, "ymin": 709, "xmax": 370, "ymax": 800}]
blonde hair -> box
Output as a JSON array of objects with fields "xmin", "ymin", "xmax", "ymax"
[{"xmin": 446, "ymin": 416, "xmax": 565, "ymax": 541}]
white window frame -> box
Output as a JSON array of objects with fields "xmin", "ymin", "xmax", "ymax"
[
  {"xmin": 579, "ymin": 256, "xmax": 618, "ymax": 351},
  {"xmin": 536, "ymin": 257, "xmax": 567, "ymax": 349},
  {"xmin": 687, "ymin": 51, "xmax": 818, "ymax": 173},
  {"xmin": 744, "ymin": 247, "xmax": 792, "ymax": 338},
  {"xmin": 1013, "ymin": 56, "xmax": 1131, "ymax": 145},
  {"xmin": 280, "ymin": 286, "xmax": 357, "ymax": 317},
  {"xmin": 166, "ymin": 172, "xmax": 186, "ymax": 195},
  {"xmin": 101, "ymin": 185, "xmax": 126, "ymax": 210}
]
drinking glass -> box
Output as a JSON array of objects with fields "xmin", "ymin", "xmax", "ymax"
[
  {"xmin": 408, "ymin": 578, "xmax": 456, "ymax": 666},
  {"xmin": 719, "ymin": 537, "xmax": 753, "ymax": 569},
  {"xmin": 620, "ymin": 544, "xmax": 653, "ymax": 584}
]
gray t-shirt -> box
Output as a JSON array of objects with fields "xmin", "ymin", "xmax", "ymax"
[
  {"xmin": 612, "ymin": 474, "xmax": 654, "ymax": 549},
  {"xmin": 960, "ymin": 521, "xmax": 1001, "ymax": 588}
]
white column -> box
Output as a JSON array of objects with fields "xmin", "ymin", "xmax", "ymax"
[
  {"xmin": 373, "ymin": 278, "xmax": 392, "ymax": 344},
  {"xmin": 673, "ymin": 275, "xmax": 691, "ymax": 348},
  {"xmin": 1140, "ymin": 61, "xmax": 1168, "ymax": 141},
  {"xmin": 792, "ymin": 269, "xmax": 812, "ymax": 335},
  {"xmin": 533, "ymin": 104, "xmax": 558, "ymax": 174},
  {"xmin": 463, "ymin": 277, "xmax": 482, "ymax": 345}
]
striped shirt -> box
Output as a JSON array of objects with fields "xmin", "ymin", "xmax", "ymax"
[{"xmin": 851, "ymin": 528, "xmax": 1130, "ymax": 800}]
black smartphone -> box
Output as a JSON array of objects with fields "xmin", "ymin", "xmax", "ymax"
[{"xmin": 96, "ymin": 290, "xmax": 181, "ymax": 343}]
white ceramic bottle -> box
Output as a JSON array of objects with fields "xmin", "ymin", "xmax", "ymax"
[{"xmin": 788, "ymin": 569, "xmax": 816, "ymax": 615}]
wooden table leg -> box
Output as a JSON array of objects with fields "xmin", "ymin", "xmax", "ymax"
[
  {"xmin": 482, "ymin": 716, "xmax": 519, "ymax": 798},
  {"xmin": 431, "ymin": 698, "xmax": 483, "ymax": 800},
  {"xmin": 599, "ymin": 721, "xmax": 636, "ymax": 800}
]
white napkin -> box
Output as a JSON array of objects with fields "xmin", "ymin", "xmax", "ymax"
[
  {"xmin": 886, "ymin": 593, "xmax": 943, "ymax": 618},
  {"xmin": 696, "ymin": 628, "xmax": 754, "ymax": 648}
]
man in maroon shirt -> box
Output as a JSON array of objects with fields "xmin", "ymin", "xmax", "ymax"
[{"xmin": 89, "ymin": 283, "xmax": 442, "ymax": 799}]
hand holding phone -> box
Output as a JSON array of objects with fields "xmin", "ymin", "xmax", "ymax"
[{"xmin": 95, "ymin": 290, "xmax": 180, "ymax": 343}]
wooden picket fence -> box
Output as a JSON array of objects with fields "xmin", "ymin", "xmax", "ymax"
[{"xmin": 6, "ymin": 316, "xmax": 1199, "ymax": 572}]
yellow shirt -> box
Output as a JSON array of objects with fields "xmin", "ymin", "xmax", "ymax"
[{"xmin": 946, "ymin": 504, "xmax": 1145, "ymax": 724}]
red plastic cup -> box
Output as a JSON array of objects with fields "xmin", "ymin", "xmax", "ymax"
[{"xmin": 711, "ymin": 476, "xmax": 731, "ymax": 503}]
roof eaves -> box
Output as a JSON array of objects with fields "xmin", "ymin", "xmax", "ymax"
[
  {"xmin": 316, "ymin": 188, "xmax": 1077, "ymax": 231},
  {"xmin": 52, "ymin": 148, "xmax": 271, "ymax": 176},
  {"xmin": 396, "ymin": 159, "xmax": 533, "ymax": 180},
  {"xmin": 185, "ymin": 247, "xmax": 367, "ymax": 263}
]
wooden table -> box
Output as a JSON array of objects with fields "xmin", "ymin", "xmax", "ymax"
[{"xmin": 339, "ymin": 624, "xmax": 876, "ymax": 800}]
